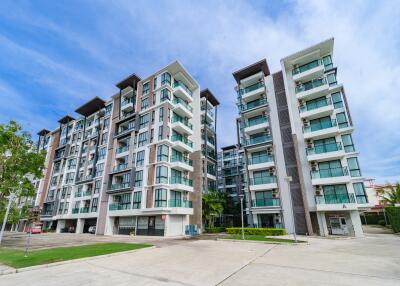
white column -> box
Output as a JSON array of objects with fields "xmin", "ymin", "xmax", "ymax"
[
  {"xmin": 350, "ymin": 210, "xmax": 364, "ymax": 237},
  {"xmin": 56, "ymin": 220, "xmax": 66, "ymax": 233},
  {"xmin": 317, "ymin": 212, "xmax": 329, "ymax": 236},
  {"xmin": 76, "ymin": 218, "xmax": 84, "ymax": 233}
]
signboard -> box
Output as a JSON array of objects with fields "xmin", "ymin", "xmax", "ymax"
[{"xmin": 161, "ymin": 214, "xmax": 166, "ymax": 220}]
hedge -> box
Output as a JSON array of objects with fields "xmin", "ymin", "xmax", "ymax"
[
  {"xmin": 360, "ymin": 214, "xmax": 385, "ymax": 225},
  {"xmin": 226, "ymin": 227, "xmax": 286, "ymax": 236},
  {"xmin": 385, "ymin": 206, "xmax": 400, "ymax": 233},
  {"xmin": 205, "ymin": 227, "xmax": 226, "ymax": 233}
]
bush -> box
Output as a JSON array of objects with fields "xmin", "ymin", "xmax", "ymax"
[
  {"xmin": 385, "ymin": 207, "xmax": 400, "ymax": 233},
  {"xmin": 360, "ymin": 214, "xmax": 385, "ymax": 225},
  {"xmin": 377, "ymin": 220, "xmax": 386, "ymax": 226},
  {"xmin": 205, "ymin": 227, "xmax": 226, "ymax": 233},
  {"xmin": 226, "ymin": 227, "xmax": 286, "ymax": 236}
]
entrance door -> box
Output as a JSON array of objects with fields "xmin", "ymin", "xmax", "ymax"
[
  {"xmin": 330, "ymin": 217, "xmax": 349, "ymax": 235},
  {"xmin": 148, "ymin": 216, "xmax": 156, "ymax": 236}
]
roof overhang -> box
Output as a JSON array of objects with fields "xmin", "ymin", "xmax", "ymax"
[
  {"xmin": 116, "ymin": 73, "xmax": 141, "ymax": 90},
  {"xmin": 232, "ymin": 59, "xmax": 270, "ymax": 84},
  {"xmin": 58, "ymin": 115, "xmax": 75, "ymax": 124},
  {"xmin": 37, "ymin": 129, "xmax": 51, "ymax": 136},
  {"xmin": 201, "ymin": 89, "xmax": 219, "ymax": 106},
  {"xmin": 75, "ymin": 97, "xmax": 106, "ymax": 117},
  {"xmin": 221, "ymin": 144, "xmax": 238, "ymax": 151}
]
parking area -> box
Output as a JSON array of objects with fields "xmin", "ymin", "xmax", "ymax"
[{"xmin": 0, "ymin": 231, "xmax": 399, "ymax": 285}]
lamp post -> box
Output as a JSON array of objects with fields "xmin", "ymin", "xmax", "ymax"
[
  {"xmin": 239, "ymin": 194, "xmax": 245, "ymax": 240},
  {"xmin": 284, "ymin": 176, "xmax": 297, "ymax": 242},
  {"xmin": 0, "ymin": 192, "xmax": 16, "ymax": 245}
]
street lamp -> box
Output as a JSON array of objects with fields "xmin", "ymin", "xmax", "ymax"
[
  {"xmin": 0, "ymin": 192, "xmax": 16, "ymax": 245},
  {"xmin": 284, "ymin": 176, "xmax": 297, "ymax": 242},
  {"xmin": 239, "ymin": 194, "xmax": 245, "ymax": 240}
]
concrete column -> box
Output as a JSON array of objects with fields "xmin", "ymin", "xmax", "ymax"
[
  {"xmin": 253, "ymin": 213, "xmax": 258, "ymax": 227},
  {"xmin": 104, "ymin": 216, "xmax": 114, "ymax": 235},
  {"xmin": 164, "ymin": 215, "xmax": 171, "ymax": 236},
  {"xmin": 350, "ymin": 210, "xmax": 364, "ymax": 237},
  {"xmin": 317, "ymin": 212, "xmax": 329, "ymax": 237},
  {"xmin": 76, "ymin": 218, "xmax": 84, "ymax": 233},
  {"xmin": 56, "ymin": 220, "xmax": 66, "ymax": 233}
]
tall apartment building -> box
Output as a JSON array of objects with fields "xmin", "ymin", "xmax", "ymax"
[
  {"xmin": 233, "ymin": 38, "xmax": 371, "ymax": 237},
  {"xmin": 33, "ymin": 61, "xmax": 217, "ymax": 236}
]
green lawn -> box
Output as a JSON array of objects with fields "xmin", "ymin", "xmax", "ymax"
[
  {"xmin": 0, "ymin": 242, "xmax": 152, "ymax": 268},
  {"xmin": 223, "ymin": 234, "xmax": 306, "ymax": 243}
]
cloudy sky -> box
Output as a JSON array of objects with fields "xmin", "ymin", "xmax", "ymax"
[{"xmin": 0, "ymin": 0, "xmax": 399, "ymax": 183}]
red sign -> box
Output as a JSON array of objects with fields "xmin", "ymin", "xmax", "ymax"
[{"xmin": 161, "ymin": 214, "xmax": 166, "ymax": 220}]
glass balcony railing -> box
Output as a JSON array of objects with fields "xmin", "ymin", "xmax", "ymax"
[
  {"xmin": 238, "ymin": 98, "xmax": 268, "ymax": 112},
  {"xmin": 172, "ymin": 97, "xmax": 193, "ymax": 112},
  {"xmin": 169, "ymin": 199, "xmax": 193, "ymax": 208},
  {"xmin": 170, "ymin": 155, "xmax": 193, "ymax": 166},
  {"xmin": 295, "ymin": 77, "xmax": 327, "ymax": 93},
  {"xmin": 173, "ymin": 80, "xmax": 192, "ymax": 96},
  {"xmin": 243, "ymin": 116, "xmax": 268, "ymax": 128},
  {"xmin": 72, "ymin": 208, "xmax": 79, "ymax": 214},
  {"xmin": 109, "ymin": 202, "xmax": 131, "ymax": 211},
  {"xmin": 113, "ymin": 163, "xmax": 129, "ymax": 172},
  {"xmin": 252, "ymin": 198, "xmax": 280, "ymax": 207},
  {"xmin": 238, "ymin": 82, "xmax": 265, "ymax": 96},
  {"xmin": 111, "ymin": 182, "xmax": 130, "ymax": 190},
  {"xmin": 299, "ymin": 97, "xmax": 332, "ymax": 113},
  {"xmin": 201, "ymin": 106, "xmax": 214, "ymax": 118},
  {"xmin": 170, "ymin": 176, "xmax": 193, "ymax": 186},
  {"xmin": 82, "ymin": 191, "xmax": 92, "ymax": 197},
  {"xmin": 171, "ymin": 135, "xmax": 193, "ymax": 148},
  {"xmin": 315, "ymin": 193, "xmax": 355, "ymax": 204},
  {"xmin": 80, "ymin": 207, "xmax": 90, "ymax": 213},
  {"xmin": 121, "ymin": 97, "xmax": 134, "ymax": 106},
  {"xmin": 306, "ymin": 142, "xmax": 342, "ymax": 155},
  {"xmin": 116, "ymin": 145, "xmax": 129, "ymax": 154},
  {"xmin": 292, "ymin": 59, "xmax": 323, "ymax": 75},
  {"xmin": 303, "ymin": 119, "xmax": 337, "ymax": 133},
  {"xmin": 250, "ymin": 176, "xmax": 276, "ymax": 185},
  {"xmin": 244, "ymin": 134, "xmax": 272, "ymax": 146},
  {"xmin": 248, "ymin": 154, "xmax": 274, "ymax": 165},
  {"xmin": 311, "ymin": 167, "xmax": 349, "ymax": 179},
  {"xmin": 115, "ymin": 125, "xmax": 134, "ymax": 136},
  {"xmin": 171, "ymin": 115, "xmax": 193, "ymax": 129}
]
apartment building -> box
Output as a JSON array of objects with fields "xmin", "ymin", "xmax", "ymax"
[
  {"xmin": 233, "ymin": 38, "xmax": 371, "ymax": 237},
  {"xmin": 34, "ymin": 61, "xmax": 217, "ymax": 236}
]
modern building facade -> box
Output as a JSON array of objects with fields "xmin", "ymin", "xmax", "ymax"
[
  {"xmin": 33, "ymin": 61, "xmax": 218, "ymax": 236},
  {"xmin": 232, "ymin": 38, "xmax": 371, "ymax": 237}
]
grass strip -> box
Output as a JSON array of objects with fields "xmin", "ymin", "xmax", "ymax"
[{"xmin": 222, "ymin": 234, "xmax": 306, "ymax": 243}]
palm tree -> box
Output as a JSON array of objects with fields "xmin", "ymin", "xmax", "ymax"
[
  {"xmin": 377, "ymin": 183, "xmax": 400, "ymax": 206},
  {"xmin": 202, "ymin": 190, "xmax": 225, "ymax": 229}
]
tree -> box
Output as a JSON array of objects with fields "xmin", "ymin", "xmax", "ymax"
[
  {"xmin": 202, "ymin": 189, "xmax": 225, "ymax": 229},
  {"xmin": 377, "ymin": 183, "xmax": 400, "ymax": 206},
  {"xmin": 0, "ymin": 121, "xmax": 46, "ymax": 225}
]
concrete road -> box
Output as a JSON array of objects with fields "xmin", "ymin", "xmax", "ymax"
[{"xmin": 1, "ymin": 232, "xmax": 399, "ymax": 286}]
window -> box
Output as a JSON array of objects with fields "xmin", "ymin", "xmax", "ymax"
[
  {"xmin": 318, "ymin": 160, "xmax": 344, "ymax": 178},
  {"xmin": 139, "ymin": 113, "xmax": 149, "ymax": 129},
  {"xmin": 67, "ymin": 158, "xmax": 76, "ymax": 170},
  {"xmin": 254, "ymin": 191, "xmax": 273, "ymax": 204},
  {"xmin": 161, "ymin": 72, "xmax": 171, "ymax": 86},
  {"xmin": 313, "ymin": 137, "xmax": 338, "ymax": 154},
  {"xmin": 322, "ymin": 55, "xmax": 333, "ymax": 69},
  {"xmin": 305, "ymin": 96, "xmax": 329, "ymax": 111},
  {"xmin": 309, "ymin": 116, "xmax": 333, "ymax": 131},
  {"xmin": 347, "ymin": 157, "xmax": 361, "ymax": 177},
  {"xmin": 170, "ymin": 190, "xmax": 181, "ymax": 207},
  {"xmin": 331, "ymin": 92, "xmax": 343, "ymax": 109},
  {"xmin": 105, "ymin": 104, "xmax": 112, "ymax": 116},
  {"xmin": 247, "ymin": 115, "xmax": 264, "ymax": 126},
  {"xmin": 138, "ymin": 132, "xmax": 148, "ymax": 147},
  {"xmin": 96, "ymin": 163, "xmax": 104, "ymax": 177},
  {"xmin": 152, "ymin": 93, "xmax": 156, "ymax": 105},
  {"xmin": 134, "ymin": 170, "xmax": 143, "ymax": 187},
  {"xmin": 353, "ymin": 183, "xmax": 368, "ymax": 204},
  {"xmin": 156, "ymin": 165, "xmax": 168, "ymax": 184},
  {"xmin": 158, "ymin": 125, "xmax": 164, "ymax": 140},
  {"xmin": 141, "ymin": 97, "xmax": 149, "ymax": 110},
  {"xmin": 153, "ymin": 77, "xmax": 157, "ymax": 90},
  {"xmin": 133, "ymin": 191, "xmax": 142, "ymax": 209},
  {"xmin": 136, "ymin": 150, "xmax": 145, "ymax": 167},
  {"xmin": 250, "ymin": 150, "xmax": 268, "ymax": 164},
  {"xmin": 160, "ymin": 88, "xmax": 170, "ymax": 102},
  {"xmin": 150, "ymin": 128, "xmax": 154, "ymax": 143},
  {"xmin": 151, "ymin": 110, "xmax": 155, "ymax": 124},
  {"xmin": 341, "ymin": 134, "xmax": 355, "ymax": 153},
  {"xmin": 143, "ymin": 82, "xmax": 150, "ymax": 95},
  {"xmin": 65, "ymin": 172, "xmax": 74, "ymax": 184},
  {"xmin": 159, "ymin": 107, "xmax": 164, "ymax": 121},
  {"xmin": 104, "ymin": 118, "xmax": 110, "ymax": 129},
  {"xmin": 336, "ymin": 112, "xmax": 348, "ymax": 128},
  {"xmin": 157, "ymin": 145, "xmax": 169, "ymax": 162},
  {"xmin": 326, "ymin": 72, "xmax": 337, "ymax": 86},
  {"xmin": 322, "ymin": 185, "xmax": 350, "ymax": 204},
  {"xmin": 91, "ymin": 198, "xmax": 98, "ymax": 212},
  {"xmin": 154, "ymin": 188, "xmax": 167, "ymax": 207},
  {"xmin": 94, "ymin": 180, "xmax": 101, "ymax": 194},
  {"xmin": 98, "ymin": 147, "xmax": 106, "ymax": 160}
]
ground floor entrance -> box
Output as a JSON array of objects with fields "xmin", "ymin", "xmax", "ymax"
[
  {"xmin": 315, "ymin": 210, "xmax": 364, "ymax": 237},
  {"xmin": 252, "ymin": 213, "xmax": 283, "ymax": 228}
]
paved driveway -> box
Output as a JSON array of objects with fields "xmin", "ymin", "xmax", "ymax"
[{"xmin": 0, "ymin": 232, "xmax": 399, "ymax": 286}]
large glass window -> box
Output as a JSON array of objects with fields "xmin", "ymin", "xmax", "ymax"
[
  {"xmin": 138, "ymin": 132, "xmax": 148, "ymax": 147},
  {"xmin": 353, "ymin": 182, "xmax": 368, "ymax": 204},
  {"xmin": 139, "ymin": 113, "xmax": 149, "ymax": 129},
  {"xmin": 133, "ymin": 191, "xmax": 142, "ymax": 209},
  {"xmin": 170, "ymin": 190, "xmax": 182, "ymax": 207},
  {"xmin": 91, "ymin": 198, "xmax": 98, "ymax": 212},
  {"xmin": 341, "ymin": 134, "xmax": 355, "ymax": 153},
  {"xmin": 331, "ymin": 92, "xmax": 343, "ymax": 109},
  {"xmin": 136, "ymin": 150, "xmax": 145, "ymax": 167},
  {"xmin": 134, "ymin": 170, "xmax": 143, "ymax": 187},
  {"xmin": 305, "ymin": 96, "xmax": 329, "ymax": 111},
  {"xmin": 322, "ymin": 184, "xmax": 349, "ymax": 204},
  {"xmin": 313, "ymin": 137, "xmax": 338, "ymax": 154},
  {"xmin": 161, "ymin": 72, "xmax": 171, "ymax": 86},
  {"xmin": 326, "ymin": 72, "xmax": 337, "ymax": 86},
  {"xmin": 141, "ymin": 97, "xmax": 149, "ymax": 110},
  {"xmin": 157, "ymin": 145, "xmax": 169, "ymax": 162},
  {"xmin": 318, "ymin": 160, "xmax": 344, "ymax": 178},
  {"xmin": 322, "ymin": 55, "xmax": 333, "ymax": 69},
  {"xmin": 154, "ymin": 188, "xmax": 167, "ymax": 207},
  {"xmin": 336, "ymin": 112, "xmax": 349, "ymax": 128},
  {"xmin": 156, "ymin": 166, "xmax": 168, "ymax": 184},
  {"xmin": 309, "ymin": 116, "xmax": 333, "ymax": 131},
  {"xmin": 160, "ymin": 89, "xmax": 170, "ymax": 102},
  {"xmin": 143, "ymin": 82, "xmax": 150, "ymax": 95},
  {"xmin": 347, "ymin": 157, "xmax": 361, "ymax": 177}
]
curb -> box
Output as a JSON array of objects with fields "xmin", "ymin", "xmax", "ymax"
[
  {"xmin": 217, "ymin": 238, "xmax": 309, "ymax": 245},
  {"xmin": 1, "ymin": 245, "xmax": 156, "ymax": 276}
]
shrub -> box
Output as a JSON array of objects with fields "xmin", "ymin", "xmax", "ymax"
[
  {"xmin": 377, "ymin": 220, "xmax": 386, "ymax": 226},
  {"xmin": 226, "ymin": 227, "xmax": 286, "ymax": 236},
  {"xmin": 205, "ymin": 227, "xmax": 226, "ymax": 233},
  {"xmin": 385, "ymin": 207, "xmax": 400, "ymax": 233}
]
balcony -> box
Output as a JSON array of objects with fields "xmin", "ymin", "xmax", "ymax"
[
  {"xmin": 171, "ymin": 115, "xmax": 193, "ymax": 135},
  {"xmin": 116, "ymin": 145, "xmax": 129, "ymax": 155},
  {"xmin": 169, "ymin": 199, "xmax": 193, "ymax": 208},
  {"xmin": 311, "ymin": 167, "xmax": 350, "ymax": 185},
  {"xmin": 72, "ymin": 208, "xmax": 79, "ymax": 214},
  {"xmin": 110, "ymin": 182, "xmax": 130, "ymax": 192},
  {"xmin": 251, "ymin": 198, "xmax": 280, "ymax": 208},
  {"xmin": 315, "ymin": 193, "xmax": 357, "ymax": 211},
  {"xmin": 173, "ymin": 80, "xmax": 192, "ymax": 102},
  {"xmin": 121, "ymin": 97, "xmax": 134, "ymax": 111},
  {"xmin": 299, "ymin": 98, "xmax": 334, "ymax": 120},
  {"xmin": 306, "ymin": 142, "xmax": 345, "ymax": 161},
  {"xmin": 82, "ymin": 191, "xmax": 92, "ymax": 197},
  {"xmin": 80, "ymin": 207, "xmax": 90, "ymax": 213},
  {"xmin": 243, "ymin": 116, "xmax": 269, "ymax": 134},
  {"xmin": 238, "ymin": 98, "xmax": 268, "ymax": 113},
  {"xmin": 171, "ymin": 134, "xmax": 193, "ymax": 152},
  {"xmin": 295, "ymin": 77, "xmax": 329, "ymax": 101},
  {"xmin": 172, "ymin": 97, "xmax": 193, "ymax": 118},
  {"xmin": 243, "ymin": 134, "xmax": 272, "ymax": 147},
  {"xmin": 170, "ymin": 155, "xmax": 193, "ymax": 172},
  {"xmin": 303, "ymin": 119, "xmax": 338, "ymax": 140},
  {"xmin": 169, "ymin": 176, "xmax": 193, "ymax": 192},
  {"xmin": 114, "ymin": 125, "xmax": 134, "ymax": 137},
  {"xmin": 109, "ymin": 202, "xmax": 132, "ymax": 211},
  {"xmin": 249, "ymin": 176, "xmax": 277, "ymax": 191},
  {"xmin": 113, "ymin": 163, "xmax": 129, "ymax": 173},
  {"xmin": 248, "ymin": 155, "xmax": 274, "ymax": 170},
  {"xmin": 238, "ymin": 82, "xmax": 265, "ymax": 102},
  {"xmin": 292, "ymin": 59, "xmax": 325, "ymax": 81}
]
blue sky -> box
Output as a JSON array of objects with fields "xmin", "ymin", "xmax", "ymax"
[{"xmin": 0, "ymin": 0, "xmax": 399, "ymax": 183}]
